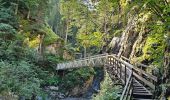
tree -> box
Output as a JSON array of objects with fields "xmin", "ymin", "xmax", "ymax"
[
  {"xmin": 77, "ymin": 32, "xmax": 104, "ymax": 57},
  {"xmin": 60, "ymin": 0, "xmax": 79, "ymax": 44}
]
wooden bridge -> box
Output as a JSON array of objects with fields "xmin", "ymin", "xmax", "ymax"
[{"xmin": 56, "ymin": 54, "xmax": 158, "ymax": 100}]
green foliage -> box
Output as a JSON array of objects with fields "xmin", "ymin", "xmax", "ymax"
[
  {"xmin": 0, "ymin": 7, "xmax": 18, "ymax": 28},
  {"xmin": 45, "ymin": 75, "xmax": 60, "ymax": 86},
  {"xmin": 0, "ymin": 5, "xmax": 18, "ymax": 40},
  {"xmin": 44, "ymin": 54, "xmax": 64, "ymax": 71},
  {"xmin": 77, "ymin": 32, "xmax": 105, "ymax": 48},
  {"xmin": 1, "ymin": 0, "xmax": 169, "ymax": 98},
  {"xmin": 0, "ymin": 61, "xmax": 43, "ymax": 98},
  {"xmin": 22, "ymin": 0, "xmax": 39, "ymax": 9},
  {"xmin": 113, "ymin": 29, "xmax": 123, "ymax": 37},
  {"xmin": 0, "ymin": 23, "xmax": 16, "ymax": 40},
  {"xmin": 141, "ymin": 25, "xmax": 165, "ymax": 67},
  {"xmin": 61, "ymin": 67, "xmax": 95, "ymax": 90},
  {"xmin": 0, "ymin": 0, "xmax": 63, "ymax": 98},
  {"xmin": 43, "ymin": 25, "xmax": 60, "ymax": 45},
  {"xmin": 93, "ymin": 72, "xmax": 120, "ymax": 100}
]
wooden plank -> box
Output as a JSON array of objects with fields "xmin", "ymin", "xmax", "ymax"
[
  {"xmin": 134, "ymin": 67, "xmax": 158, "ymax": 82},
  {"xmin": 121, "ymin": 56, "xmax": 153, "ymax": 69},
  {"xmin": 125, "ymin": 65, "xmax": 127, "ymax": 85},
  {"xmin": 121, "ymin": 60, "xmax": 157, "ymax": 82},
  {"xmin": 119, "ymin": 61, "xmax": 122, "ymax": 79},
  {"xmin": 133, "ymin": 72, "xmax": 155, "ymax": 90},
  {"xmin": 108, "ymin": 55, "xmax": 133, "ymax": 70},
  {"xmin": 120, "ymin": 71, "xmax": 133, "ymax": 100}
]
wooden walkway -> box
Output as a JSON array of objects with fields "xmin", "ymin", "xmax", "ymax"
[{"xmin": 56, "ymin": 54, "xmax": 158, "ymax": 100}]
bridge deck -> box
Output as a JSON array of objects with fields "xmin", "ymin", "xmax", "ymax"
[{"xmin": 56, "ymin": 54, "xmax": 158, "ymax": 100}]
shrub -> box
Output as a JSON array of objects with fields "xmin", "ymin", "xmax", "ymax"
[
  {"xmin": 0, "ymin": 7, "xmax": 18, "ymax": 28},
  {"xmin": 93, "ymin": 72, "xmax": 120, "ymax": 100},
  {"xmin": 61, "ymin": 67, "xmax": 95, "ymax": 91},
  {"xmin": 0, "ymin": 61, "xmax": 43, "ymax": 99}
]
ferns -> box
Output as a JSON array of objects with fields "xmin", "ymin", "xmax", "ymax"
[
  {"xmin": 0, "ymin": 7, "xmax": 18, "ymax": 28},
  {"xmin": 0, "ymin": 23, "xmax": 16, "ymax": 33},
  {"xmin": 0, "ymin": 23, "xmax": 16, "ymax": 40},
  {"xmin": 0, "ymin": 3, "xmax": 18, "ymax": 40}
]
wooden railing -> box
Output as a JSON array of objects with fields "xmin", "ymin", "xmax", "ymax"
[
  {"xmin": 120, "ymin": 56, "xmax": 158, "ymax": 90},
  {"xmin": 57, "ymin": 54, "xmax": 158, "ymax": 99},
  {"xmin": 107, "ymin": 55, "xmax": 158, "ymax": 99},
  {"xmin": 120, "ymin": 71, "xmax": 133, "ymax": 100},
  {"xmin": 56, "ymin": 54, "xmax": 107, "ymax": 70},
  {"xmin": 107, "ymin": 55, "xmax": 133, "ymax": 100}
]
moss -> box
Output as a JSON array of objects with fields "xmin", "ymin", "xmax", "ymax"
[
  {"xmin": 20, "ymin": 19, "xmax": 29, "ymax": 27},
  {"xmin": 43, "ymin": 26, "xmax": 59, "ymax": 45},
  {"xmin": 28, "ymin": 36, "xmax": 40, "ymax": 48},
  {"xmin": 138, "ymin": 25, "xmax": 165, "ymax": 67},
  {"xmin": 120, "ymin": 0, "xmax": 128, "ymax": 11},
  {"xmin": 114, "ymin": 29, "xmax": 123, "ymax": 37},
  {"xmin": 138, "ymin": 12, "xmax": 152, "ymax": 23}
]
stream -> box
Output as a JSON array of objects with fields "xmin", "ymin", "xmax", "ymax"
[
  {"xmin": 61, "ymin": 68, "xmax": 104, "ymax": 100},
  {"xmin": 30, "ymin": 68, "xmax": 104, "ymax": 100}
]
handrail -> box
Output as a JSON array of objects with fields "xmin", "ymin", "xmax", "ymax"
[
  {"xmin": 57, "ymin": 54, "xmax": 158, "ymax": 91},
  {"xmin": 120, "ymin": 71, "xmax": 133, "ymax": 100},
  {"xmin": 108, "ymin": 55, "xmax": 133, "ymax": 100},
  {"xmin": 120, "ymin": 56, "xmax": 157, "ymax": 89},
  {"xmin": 121, "ymin": 56, "xmax": 153, "ymax": 69},
  {"xmin": 109, "ymin": 55, "xmax": 157, "ymax": 89},
  {"xmin": 57, "ymin": 54, "xmax": 108, "ymax": 70},
  {"xmin": 59, "ymin": 53, "xmax": 107, "ymax": 64}
]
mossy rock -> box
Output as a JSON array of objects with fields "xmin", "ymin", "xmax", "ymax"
[{"xmin": 43, "ymin": 26, "xmax": 60, "ymax": 45}]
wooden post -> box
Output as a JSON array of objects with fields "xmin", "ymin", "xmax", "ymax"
[
  {"xmin": 116, "ymin": 60, "xmax": 118, "ymax": 75},
  {"xmin": 131, "ymin": 68, "xmax": 134, "ymax": 97},
  {"xmin": 108, "ymin": 57, "xmax": 109, "ymax": 65},
  {"xmin": 110, "ymin": 57, "xmax": 111, "ymax": 65},
  {"xmin": 125, "ymin": 65, "xmax": 127, "ymax": 85},
  {"xmin": 111, "ymin": 57, "xmax": 113, "ymax": 65},
  {"xmin": 112, "ymin": 58, "xmax": 115, "ymax": 71},
  {"xmin": 120, "ymin": 61, "xmax": 122, "ymax": 79}
]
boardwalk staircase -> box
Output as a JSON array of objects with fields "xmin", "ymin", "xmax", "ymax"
[{"xmin": 56, "ymin": 54, "xmax": 158, "ymax": 100}]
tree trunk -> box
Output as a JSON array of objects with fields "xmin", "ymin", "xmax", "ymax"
[
  {"xmin": 104, "ymin": 17, "xmax": 107, "ymax": 34},
  {"xmin": 65, "ymin": 20, "xmax": 68, "ymax": 44},
  {"xmin": 38, "ymin": 34, "xmax": 45, "ymax": 58},
  {"xmin": 27, "ymin": 10, "xmax": 30, "ymax": 19},
  {"xmin": 163, "ymin": 45, "xmax": 170, "ymax": 82},
  {"xmin": 15, "ymin": 0, "xmax": 19, "ymax": 15},
  {"xmin": 84, "ymin": 46, "xmax": 87, "ymax": 58}
]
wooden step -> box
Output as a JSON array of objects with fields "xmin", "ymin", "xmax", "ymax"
[
  {"xmin": 133, "ymin": 98, "xmax": 153, "ymax": 100},
  {"xmin": 132, "ymin": 79, "xmax": 153, "ymax": 99},
  {"xmin": 133, "ymin": 93, "xmax": 152, "ymax": 99}
]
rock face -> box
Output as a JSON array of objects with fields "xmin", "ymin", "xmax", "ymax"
[
  {"xmin": 69, "ymin": 76, "xmax": 94, "ymax": 96},
  {"xmin": 118, "ymin": 15, "xmax": 139, "ymax": 58},
  {"xmin": 129, "ymin": 24, "xmax": 148, "ymax": 60},
  {"xmin": 111, "ymin": 9, "xmax": 152, "ymax": 62},
  {"xmin": 48, "ymin": 86, "xmax": 59, "ymax": 91},
  {"xmin": 109, "ymin": 37, "xmax": 121, "ymax": 54}
]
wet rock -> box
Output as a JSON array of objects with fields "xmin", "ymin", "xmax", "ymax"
[
  {"xmin": 49, "ymin": 86, "xmax": 59, "ymax": 91},
  {"xmin": 44, "ymin": 86, "xmax": 59, "ymax": 92},
  {"xmin": 49, "ymin": 91, "xmax": 65, "ymax": 99},
  {"xmin": 50, "ymin": 91, "xmax": 57, "ymax": 97},
  {"xmin": 57, "ymin": 92, "xmax": 65, "ymax": 99}
]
